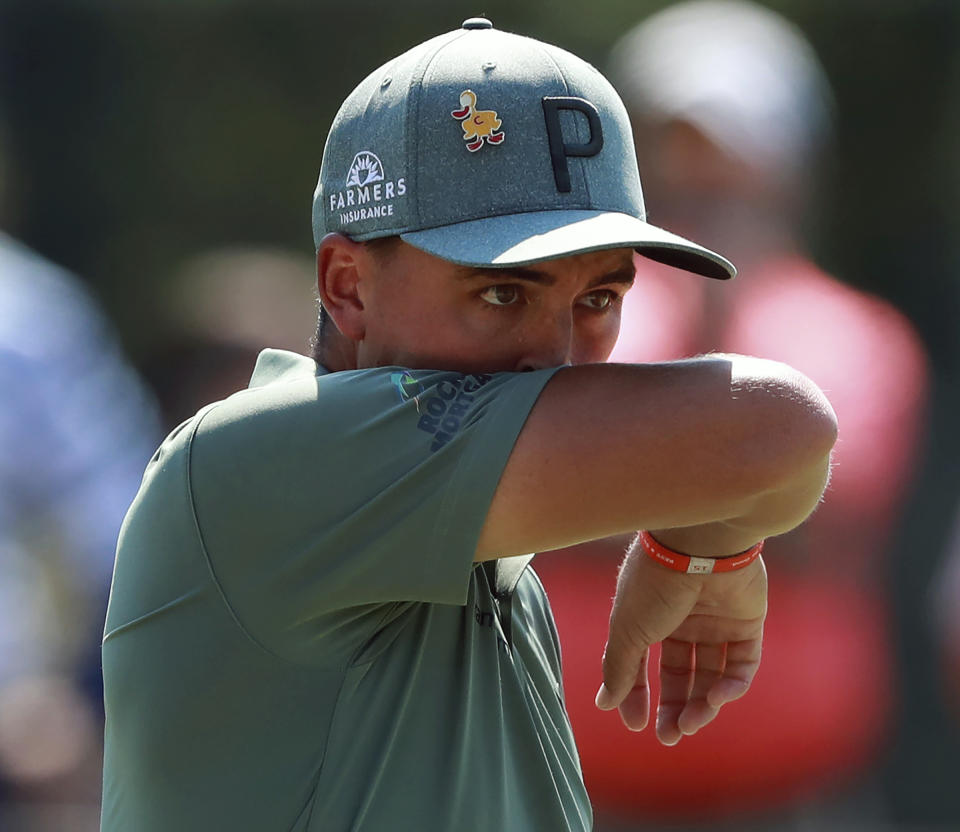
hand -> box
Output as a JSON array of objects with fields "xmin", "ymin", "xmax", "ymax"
[{"xmin": 595, "ymin": 546, "xmax": 767, "ymax": 745}]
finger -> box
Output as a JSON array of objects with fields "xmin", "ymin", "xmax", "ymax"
[
  {"xmin": 614, "ymin": 649, "xmax": 650, "ymax": 731},
  {"xmin": 677, "ymin": 642, "xmax": 726, "ymax": 736},
  {"xmin": 656, "ymin": 638, "xmax": 694, "ymax": 746},
  {"xmin": 706, "ymin": 636, "xmax": 763, "ymax": 708}
]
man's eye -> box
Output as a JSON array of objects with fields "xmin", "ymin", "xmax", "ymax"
[
  {"xmin": 480, "ymin": 285, "xmax": 522, "ymax": 306},
  {"xmin": 580, "ymin": 290, "xmax": 616, "ymax": 310}
]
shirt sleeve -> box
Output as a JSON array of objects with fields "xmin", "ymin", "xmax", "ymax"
[{"xmin": 188, "ymin": 365, "xmax": 559, "ymax": 662}]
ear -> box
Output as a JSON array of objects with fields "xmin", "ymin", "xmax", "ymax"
[{"xmin": 316, "ymin": 233, "xmax": 368, "ymax": 342}]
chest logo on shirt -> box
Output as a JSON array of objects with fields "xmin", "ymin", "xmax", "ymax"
[{"xmin": 474, "ymin": 603, "xmax": 495, "ymax": 628}]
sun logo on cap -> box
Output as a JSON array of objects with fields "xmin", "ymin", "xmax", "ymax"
[
  {"xmin": 345, "ymin": 151, "xmax": 385, "ymax": 187},
  {"xmin": 451, "ymin": 90, "xmax": 505, "ymax": 152}
]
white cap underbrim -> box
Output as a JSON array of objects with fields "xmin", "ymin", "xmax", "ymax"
[{"xmin": 401, "ymin": 209, "xmax": 735, "ymax": 279}]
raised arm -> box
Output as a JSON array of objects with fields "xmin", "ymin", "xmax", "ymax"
[
  {"xmin": 477, "ymin": 354, "xmax": 837, "ymax": 561},
  {"xmin": 478, "ymin": 354, "xmax": 837, "ymax": 745}
]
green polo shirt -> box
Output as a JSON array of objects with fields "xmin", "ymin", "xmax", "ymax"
[{"xmin": 101, "ymin": 349, "xmax": 591, "ymax": 831}]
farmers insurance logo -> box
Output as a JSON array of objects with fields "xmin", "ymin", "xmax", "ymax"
[
  {"xmin": 329, "ymin": 151, "xmax": 406, "ymax": 226},
  {"xmin": 345, "ymin": 151, "xmax": 383, "ymax": 187}
]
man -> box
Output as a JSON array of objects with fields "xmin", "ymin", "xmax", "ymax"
[{"xmin": 101, "ymin": 19, "xmax": 836, "ymax": 831}]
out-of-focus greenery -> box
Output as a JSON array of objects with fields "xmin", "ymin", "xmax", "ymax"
[
  {"xmin": 1, "ymin": 2, "xmax": 959, "ymax": 826},
  {"xmin": 1, "ymin": 1, "xmax": 957, "ymax": 364}
]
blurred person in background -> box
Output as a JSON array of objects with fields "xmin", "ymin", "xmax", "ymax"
[
  {"xmin": 0, "ymin": 158, "xmax": 159, "ymax": 827},
  {"xmin": 534, "ymin": 1, "xmax": 930, "ymax": 827},
  {"xmin": 143, "ymin": 247, "xmax": 317, "ymax": 431},
  {"xmin": 0, "ymin": 237, "xmax": 312, "ymax": 832}
]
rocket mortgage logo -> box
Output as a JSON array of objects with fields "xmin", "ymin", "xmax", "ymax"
[
  {"xmin": 391, "ymin": 371, "xmax": 423, "ymax": 403},
  {"xmin": 391, "ymin": 370, "xmax": 495, "ymax": 452}
]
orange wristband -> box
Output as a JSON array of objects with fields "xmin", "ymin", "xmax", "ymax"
[{"xmin": 638, "ymin": 530, "xmax": 764, "ymax": 575}]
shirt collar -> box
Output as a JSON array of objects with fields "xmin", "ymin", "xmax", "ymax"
[{"xmin": 247, "ymin": 348, "xmax": 328, "ymax": 389}]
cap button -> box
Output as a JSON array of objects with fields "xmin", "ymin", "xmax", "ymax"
[{"xmin": 462, "ymin": 17, "xmax": 494, "ymax": 30}]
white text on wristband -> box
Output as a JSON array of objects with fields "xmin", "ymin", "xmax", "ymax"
[{"xmin": 638, "ymin": 530, "xmax": 764, "ymax": 574}]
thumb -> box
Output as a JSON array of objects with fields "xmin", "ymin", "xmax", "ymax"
[
  {"xmin": 597, "ymin": 556, "xmax": 700, "ymax": 710},
  {"xmin": 596, "ymin": 611, "xmax": 661, "ymax": 711},
  {"xmin": 596, "ymin": 639, "xmax": 648, "ymax": 712}
]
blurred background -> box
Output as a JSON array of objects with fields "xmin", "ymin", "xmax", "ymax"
[{"xmin": 0, "ymin": 0, "xmax": 957, "ymax": 830}]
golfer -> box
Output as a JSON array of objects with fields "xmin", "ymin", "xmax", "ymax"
[{"xmin": 100, "ymin": 19, "xmax": 837, "ymax": 832}]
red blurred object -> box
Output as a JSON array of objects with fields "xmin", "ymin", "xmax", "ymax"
[
  {"xmin": 538, "ymin": 557, "xmax": 890, "ymax": 817},
  {"xmin": 537, "ymin": 254, "xmax": 928, "ymax": 819}
]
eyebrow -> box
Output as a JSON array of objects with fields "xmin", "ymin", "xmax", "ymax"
[{"xmin": 460, "ymin": 263, "xmax": 636, "ymax": 289}]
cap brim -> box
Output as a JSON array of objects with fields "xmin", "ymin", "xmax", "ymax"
[{"xmin": 401, "ymin": 210, "xmax": 735, "ymax": 279}]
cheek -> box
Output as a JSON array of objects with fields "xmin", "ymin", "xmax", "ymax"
[
  {"xmin": 575, "ymin": 311, "xmax": 623, "ymax": 363},
  {"xmin": 371, "ymin": 291, "xmax": 447, "ymax": 344},
  {"xmin": 370, "ymin": 298, "xmax": 490, "ymax": 366}
]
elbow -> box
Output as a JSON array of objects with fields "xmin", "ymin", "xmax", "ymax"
[
  {"xmin": 793, "ymin": 384, "xmax": 838, "ymax": 528},
  {"xmin": 748, "ymin": 365, "xmax": 839, "ymax": 536},
  {"xmin": 783, "ymin": 365, "xmax": 838, "ymax": 472},
  {"xmin": 740, "ymin": 358, "xmax": 838, "ymax": 473}
]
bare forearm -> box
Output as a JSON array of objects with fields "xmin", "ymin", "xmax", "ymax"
[
  {"xmin": 649, "ymin": 446, "xmax": 833, "ymax": 557},
  {"xmin": 479, "ymin": 354, "xmax": 838, "ymax": 560}
]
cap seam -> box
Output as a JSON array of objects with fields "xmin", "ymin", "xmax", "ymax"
[{"xmin": 406, "ymin": 29, "xmax": 473, "ymax": 230}]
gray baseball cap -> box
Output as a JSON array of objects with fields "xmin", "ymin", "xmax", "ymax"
[{"xmin": 312, "ymin": 18, "xmax": 735, "ymax": 280}]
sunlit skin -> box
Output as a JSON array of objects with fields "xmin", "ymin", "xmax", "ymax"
[
  {"xmin": 316, "ymin": 234, "xmax": 636, "ymax": 375},
  {"xmin": 316, "ymin": 232, "xmax": 835, "ymax": 745}
]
